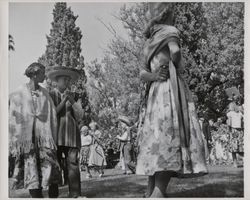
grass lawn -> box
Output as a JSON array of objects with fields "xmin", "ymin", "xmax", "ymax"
[{"xmin": 9, "ymin": 165, "xmax": 243, "ymax": 198}]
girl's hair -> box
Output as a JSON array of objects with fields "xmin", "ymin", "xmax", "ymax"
[{"xmin": 24, "ymin": 62, "xmax": 45, "ymax": 78}]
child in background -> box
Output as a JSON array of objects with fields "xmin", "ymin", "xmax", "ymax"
[
  {"xmin": 88, "ymin": 121, "xmax": 107, "ymax": 177},
  {"xmin": 80, "ymin": 126, "xmax": 93, "ymax": 179},
  {"xmin": 227, "ymin": 104, "xmax": 244, "ymax": 167}
]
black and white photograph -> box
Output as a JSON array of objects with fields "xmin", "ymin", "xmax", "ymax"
[{"xmin": 0, "ymin": 0, "xmax": 247, "ymax": 198}]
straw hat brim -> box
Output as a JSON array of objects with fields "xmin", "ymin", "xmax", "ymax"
[{"xmin": 47, "ymin": 66, "xmax": 80, "ymax": 81}]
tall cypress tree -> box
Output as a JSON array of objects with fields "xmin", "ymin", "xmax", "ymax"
[
  {"xmin": 39, "ymin": 2, "xmax": 91, "ymax": 125},
  {"xmin": 39, "ymin": 2, "xmax": 82, "ymax": 69}
]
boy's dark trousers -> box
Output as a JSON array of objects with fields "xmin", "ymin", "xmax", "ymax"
[
  {"xmin": 57, "ymin": 146, "xmax": 81, "ymax": 197},
  {"xmin": 47, "ymin": 146, "xmax": 81, "ymax": 198},
  {"xmin": 29, "ymin": 184, "xmax": 59, "ymax": 198}
]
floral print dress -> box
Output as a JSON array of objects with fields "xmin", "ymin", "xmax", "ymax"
[
  {"xmin": 227, "ymin": 110, "xmax": 244, "ymax": 153},
  {"xmin": 136, "ymin": 25, "xmax": 208, "ymax": 176},
  {"xmin": 88, "ymin": 130, "xmax": 107, "ymax": 167}
]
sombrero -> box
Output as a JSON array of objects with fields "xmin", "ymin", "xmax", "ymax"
[
  {"xmin": 118, "ymin": 115, "xmax": 132, "ymax": 126},
  {"xmin": 47, "ymin": 66, "xmax": 80, "ymax": 81}
]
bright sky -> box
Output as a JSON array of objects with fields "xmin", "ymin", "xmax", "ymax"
[{"xmin": 9, "ymin": 2, "xmax": 129, "ymax": 93}]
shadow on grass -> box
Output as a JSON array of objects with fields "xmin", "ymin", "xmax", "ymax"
[
  {"xmin": 81, "ymin": 177, "xmax": 243, "ymax": 198},
  {"xmin": 168, "ymin": 182, "xmax": 244, "ymax": 198},
  {"xmin": 9, "ymin": 167, "xmax": 244, "ymax": 198},
  {"xmin": 81, "ymin": 176, "xmax": 146, "ymax": 198}
]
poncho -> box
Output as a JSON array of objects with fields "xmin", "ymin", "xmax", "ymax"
[{"xmin": 9, "ymin": 84, "xmax": 58, "ymax": 156}]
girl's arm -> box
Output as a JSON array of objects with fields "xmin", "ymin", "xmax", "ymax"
[
  {"xmin": 140, "ymin": 67, "xmax": 169, "ymax": 82},
  {"xmin": 140, "ymin": 69, "xmax": 158, "ymax": 82},
  {"xmin": 50, "ymin": 91, "xmax": 68, "ymax": 113}
]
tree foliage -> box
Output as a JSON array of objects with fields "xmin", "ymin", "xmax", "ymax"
[
  {"xmin": 39, "ymin": 3, "xmax": 83, "ymax": 69},
  {"xmin": 85, "ymin": 2, "xmax": 244, "ymax": 143},
  {"xmin": 176, "ymin": 2, "xmax": 244, "ymax": 118}
]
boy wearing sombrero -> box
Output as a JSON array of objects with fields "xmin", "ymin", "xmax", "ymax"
[
  {"xmin": 116, "ymin": 116, "xmax": 136, "ymax": 175},
  {"xmin": 48, "ymin": 66, "xmax": 83, "ymax": 198}
]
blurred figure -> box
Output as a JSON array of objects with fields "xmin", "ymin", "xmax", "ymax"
[
  {"xmin": 209, "ymin": 119, "xmax": 215, "ymax": 128},
  {"xmin": 214, "ymin": 117, "xmax": 223, "ymax": 128},
  {"xmin": 228, "ymin": 93, "xmax": 238, "ymax": 111},
  {"xmin": 227, "ymin": 102, "xmax": 244, "ymax": 167}
]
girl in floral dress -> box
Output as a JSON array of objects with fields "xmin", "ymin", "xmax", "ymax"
[{"xmin": 136, "ymin": 4, "xmax": 208, "ymax": 197}]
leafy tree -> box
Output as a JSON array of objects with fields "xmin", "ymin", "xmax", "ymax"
[
  {"xmin": 39, "ymin": 3, "xmax": 82, "ymax": 68},
  {"xmin": 173, "ymin": 2, "xmax": 244, "ymax": 119},
  {"xmin": 84, "ymin": 3, "xmax": 148, "ymax": 144},
  {"xmin": 38, "ymin": 2, "xmax": 91, "ymax": 124},
  {"xmin": 85, "ymin": 2, "xmax": 244, "ymax": 145},
  {"xmin": 115, "ymin": 2, "xmax": 244, "ymax": 120},
  {"xmin": 200, "ymin": 2, "xmax": 244, "ymax": 119},
  {"xmin": 139, "ymin": 2, "xmax": 244, "ymax": 119}
]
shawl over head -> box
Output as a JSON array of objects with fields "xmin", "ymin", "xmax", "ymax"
[
  {"xmin": 9, "ymin": 84, "xmax": 58, "ymax": 156},
  {"xmin": 143, "ymin": 24, "xmax": 181, "ymax": 71}
]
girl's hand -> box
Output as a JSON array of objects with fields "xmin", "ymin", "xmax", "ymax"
[
  {"xmin": 154, "ymin": 66, "xmax": 169, "ymax": 81},
  {"xmin": 140, "ymin": 67, "xmax": 169, "ymax": 82}
]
